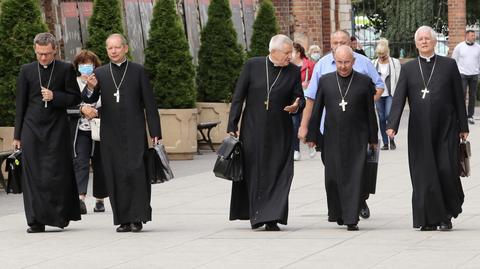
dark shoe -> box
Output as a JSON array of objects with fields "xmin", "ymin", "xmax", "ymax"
[
  {"xmin": 94, "ymin": 201, "xmax": 105, "ymax": 212},
  {"xmin": 265, "ymin": 222, "xmax": 280, "ymax": 231},
  {"xmin": 336, "ymin": 218, "xmax": 344, "ymax": 226},
  {"xmin": 390, "ymin": 140, "xmax": 396, "ymax": 150},
  {"xmin": 420, "ymin": 225, "xmax": 437, "ymax": 231},
  {"xmin": 79, "ymin": 200, "xmax": 87, "ymax": 215},
  {"xmin": 359, "ymin": 201, "xmax": 370, "ymax": 219},
  {"xmin": 468, "ymin": 117, "xmax": 475, "ymax": 125},
  {"xmin": 381, "ymin": 145, "xmax": 389, "ymax": 150},
  {"xmin": 347, "ymin": 224, "xmax": 359, "ymax": 231},
  {"xmin": 131, "ymin": 222, "xmax": 143, "ymax": 233},
  {"xmin": 439, "ymin": 220, "xmax": 452, "ymax": 231},
  {"xmin": 116, "ymin": 223, "xmax": 132, "ymax": 233},
  {"xmin": 27, "ymin": 224, "xmax": 45, "ymax": 233}
]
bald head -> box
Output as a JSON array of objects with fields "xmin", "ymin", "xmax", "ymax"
[{"xmin": 334, "ymin": 45, "xmax": 355, "ymax": 77}]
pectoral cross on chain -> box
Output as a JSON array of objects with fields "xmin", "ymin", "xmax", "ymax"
[
  {"xmin": 339, "ymin": 98, "xmax": 348, "ymax": 112},
  {"xmin": 421, "ymin": 88, "xmax": 429, "ymax": 99},
  {"xmin": 264, "ymin": 100, "xmax": 269, "ymax": 110},
  {"xmin": 114, "ymin": 89, "xmax": 120, "ymax": 103}
]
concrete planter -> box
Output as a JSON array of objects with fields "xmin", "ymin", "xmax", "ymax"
[
  {"xmin": 196, "ymin": 102, "xmax": 230, "ymax": 147},
  {"xmin": 159, "ymin": 108, "xmax": 198, "ymax": 160},
  {"xmin": 0, "ymin": 126, "xmax": 14, "ymax": 181}
]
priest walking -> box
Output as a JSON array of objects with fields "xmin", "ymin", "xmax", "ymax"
[
  {"xmin": 228, "ymin": 34, "xmax": 305, "ymax": 231},
  {"xmin": 83, "ymin": 34, "xmax": 161, "ymax": 233},
  {"xmin": 387, "ymin": 26, "xmax": 469, "ymax": 231},
  {"xmin": 14, "ymin": 32, "xmax": 82, "ymax": 233},
  {"xmin": 306, "ymin": 45, "xmax": 378, "ymax": 231}
]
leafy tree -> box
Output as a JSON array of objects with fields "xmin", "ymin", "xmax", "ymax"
[
  {"xmin": 0, "ymin": 0, "xmax": 47, "ymax": 126},
  {"xmin": 144, "ymin": 0, "xmax": 196, "ymax": 108},
  {"xmin": 248, "ymin": 0, "xmax": 279, "ymax": 57},
  {"xmin": 86, "ymin": 0, "xmax": 126, "ymax": 64},
  {"xmin": 196, "ymin": 0, "xmax": 244, "ymax": 102}
]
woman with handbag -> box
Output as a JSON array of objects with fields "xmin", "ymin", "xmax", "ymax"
[{"xmin": 68, "ymin": 50, "xmax": 108, "ymax": 214}]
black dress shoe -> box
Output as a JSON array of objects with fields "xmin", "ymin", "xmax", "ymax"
[
  {"xmin": 439, "ymin": 220, "xmax": 452, "ymax": 231},
  {"xmin": 390, "ymin": 140, "xmax": 396, "ymax": 150},
  {"xmin": 336, "ymin": 218, "xmax": 344, "ymax": 226},
  {"xmin": 27, "ymin": 224, "xmax": 45, "ymax": 233},
  {"xmin": 347, "ymin": 224, "xmax": 359, "ymax": 231},
  {"xmin": 265, "ymin": 222, "xmax": 280, "ymax": 231},
  {"xmin": 80, "ymin": 200, "xmax": 87, "ymax": 215},
  {"xmin": 381, "ymin": 145, "xmax": 389, "ymax": 150},
  {"xmin": 420, "ymin": 225, "xmax": 437, "ymax": 231},
  {"xmin": 359, "ymin": 201, "xmax": 370, "ymax": 219},
  {"xmin": 94, "ymin": 201, "xmax": 105, "ymax": 212},
  {"xmin": 116, "ymin": 223, "xmax": 132, "ymax": 232},
  {"xmin": 131, "ymin": 222, "xmax": 143, "ymax": 233}
]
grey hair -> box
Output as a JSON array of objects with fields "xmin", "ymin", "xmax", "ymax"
[
  {"xmin": 106, "ymin": 33, "xmax": 128, "ymax": 46},
  {"xmin": 331, "ymin": 30, "xmax": 351, "ymax": 39},
  {"xmin": 414, "ymin": 26, "xmax": 437, "ymax": 41},
  {"xmin": 33, "ymin": 32, "xmax": 57, "ymax": 49},
  {"xmin": 269, "ymin": 34, "xmax": 293, "ymax": 52}
]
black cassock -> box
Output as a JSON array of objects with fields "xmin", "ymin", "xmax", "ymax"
[
  {"xmin": 15, "ymin": 60, "xmax": 81, "ymax": 228},
  {"xmin": 82, "ymin": 61, "xmax": 161, "ymax": 225},
  {"xmin": 387, "ymin": 55, "xmax": 468, "ymax": 228},
  {"xmin": 228, "ymin": 57, "xmax": 305, "ymax": 228},
  {"xmin": 307, "ymin": 71, "xmax": 378, "ymax": 225}
]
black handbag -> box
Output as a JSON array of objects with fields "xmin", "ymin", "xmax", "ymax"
[
  {"xmin": 145, "ymin": 143, "xmax": 174, "ymax": 184},
  {"xmin": 5, "ymin": 150, "xmax": 22, "ymax": 194},
  {"xmin": 459, "ymin": 140, "xmax": 471, "ymax": 177},
  {"xmin": 213, "ymin": 136, "xmax": 243, "ymax": 182}
]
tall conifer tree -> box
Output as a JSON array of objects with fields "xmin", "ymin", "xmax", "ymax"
[
  {"xmin": 248, "ymin": 0, "xmax": 279, "ymax": 58},
  {"xmin": 144, "ymin": 0, "xmax": 196, "ymax": 108},
  {"xmin": 0, "ymin": 0, "xmax": 47, "ymax": 125},
  {"xmin": 196, "ymin": 0, "xmax": 244, "ymax": 102}
]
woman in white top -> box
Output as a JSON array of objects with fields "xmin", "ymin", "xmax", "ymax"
[
  {"xmin": 372, "ymin": 39, "xmax": 401, "ymax": 150},
  {"xmin": 68, "ymin": 50, "xmax": 107, "ymax": 214}
]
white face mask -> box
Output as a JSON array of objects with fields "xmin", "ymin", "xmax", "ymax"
[{"xmin": 311, "ymin": 53, "xmax": 321, "ymax": 62}]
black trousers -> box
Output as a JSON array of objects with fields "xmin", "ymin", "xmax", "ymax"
[
  {"xmin": 73, "ymin": 130, "xmax": 108, "ymax": 198},
  {"xmin": 461, "ymin": 74, "xmax": 478, "ymax": 118}
]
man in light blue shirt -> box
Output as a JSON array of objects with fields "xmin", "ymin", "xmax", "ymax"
[{"xmin": 298, "ymin": 30, "xmax": 384, "ymax": 220}]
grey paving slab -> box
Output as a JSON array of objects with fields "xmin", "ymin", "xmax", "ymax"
[{"xmin": 1, "ymin": 110, "xmax": 480, "ymax": 268}]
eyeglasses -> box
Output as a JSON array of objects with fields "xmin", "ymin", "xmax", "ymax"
[{"xmin": 35, "ymin": 51, "xmax": 55, "ymax": 57}]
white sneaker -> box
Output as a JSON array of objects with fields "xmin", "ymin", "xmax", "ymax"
[
  {"xmin": 293, "ymin": 151, "xmax": 301, "ymax": 161},
  {"xmin": 308, "ymin": 147, "xmax": 317, "ymax": 158}
]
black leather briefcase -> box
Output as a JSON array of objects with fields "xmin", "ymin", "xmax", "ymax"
[{"xmin": 213, "ymin": 136, "xmax": 243, "ymax": 182}]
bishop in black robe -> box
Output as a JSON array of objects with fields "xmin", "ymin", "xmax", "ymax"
[
  {"xmin": 306, "ymin": 70, "xmax": 378, "ymax": 229},
  {"xmin": 228, "ymin": 38, "xmax": 305, "ymax": 230},
  {"xmin": 82, "ymin": 59, "xmax": 161, "ymax": 229},
  {"xmin": 387, "ymin": 54, "xmax": 468, "ymax": 230},
  {"xmin": 15, "ymin": 59, "xmax": 82, "ymax": 230}
]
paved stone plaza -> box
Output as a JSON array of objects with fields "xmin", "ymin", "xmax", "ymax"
[{"xmin": 1, "ymin": 110, "xmax": 480, "ymax": 268}]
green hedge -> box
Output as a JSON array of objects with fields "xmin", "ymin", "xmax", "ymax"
[{"xmin": 248, "ymin": 0, "xmax": 278, "ymax": 58}]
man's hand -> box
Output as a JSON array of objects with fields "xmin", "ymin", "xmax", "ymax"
[
  {"xmin": 374, "ymin": 88, "xmax": 383, "ymax": 101},
  {"xmin": 151, "ymin": 137, "xmax": 159, "ymax": 144},
  {"xmin": 86, "ymin": 73, "xmax": 98, "ymax": 90},
  {"xmin": 81, "ymin": 106, "xmax": 98, "ymax": 120},
  {"xmin": 307, "ymin": 142, "xmax": 316, "ymax": 148},
  {"xmin": 229, "ymin": 131, "xmax": 239, "ymax": 138},
  {"xmin": 284, "ymin": 97, "xmax": 300, "ymax": 113},
  {"xmin": 298, "ymin": 125, "xmax": 308, "ymax": 143},
  {"xmin": 460, "ymin": 132, "xmax": 469, "ymax": 141},
  {"xmin": 386, "ymin": 129, "xmax": 396, "ymax": 138},
  {"xmin": 41, "ymin": 87, "xmax": 53, "ymax": 102},
  {"xmin": 369, "ymin": 143, "xmax": 378, "ymax": 150},
  {"xmin": 13, "ymin": 139, "xmax": 21, "ymax": 150}
]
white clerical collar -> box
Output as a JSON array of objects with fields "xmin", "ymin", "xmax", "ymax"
[
  {"xmin": 268, "ymin": 55, "xmax": 281, "ymax": 67},
  {"xmin": 41, "ymin": 59, "xmax": 55, "ymax": 69},
  {"xmin": 112, "ymin": 58, "xmax": 127, "ymax": 67},
  {"xmin": 419, "ymin": 54, "xmax": 435, "ymax": 62}
]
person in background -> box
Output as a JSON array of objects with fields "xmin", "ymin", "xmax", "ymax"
[
  {"xmin": 372, "ymin": 39, "xmax": 401, "ymax": 150},
  {"xmin": 68, "ymin": 50, "xmax": 108, "ymax": 215},
  {"xmin": 291, "ymin": 42, "xmax": 315, "ymax": 160},
  {"xmin": 350, "ymin": 36, "xmax": 366, "ymax": 56},
  {"xmin": 308, "ymin": 45, "xmax": 322, "ymax": 63}
]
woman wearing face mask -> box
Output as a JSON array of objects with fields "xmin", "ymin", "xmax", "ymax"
[
  {"xmin": 67, "ymin": 50, "xmax": 107, "ymax": 214},
  {"xmin": 308, "ymin": 45, "xmax": 321, "ymax": 62},
  {"xmin": 291, "ymin": 42, "xmax": 315, "ymax": 161}
]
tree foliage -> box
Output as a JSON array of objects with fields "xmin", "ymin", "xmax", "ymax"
[
  {"xmin": 248, "ymin": 0, "xmax": 278, "ymax": 58},
  {"xmin": 86, "ymin": 0, "xmax": 126, "ymax": 64},
  {"xmin": 196, "ymin": 0, "xmax": 244, "ymax": 102},
  {"xmin": 0, "ymin": 0, "xmax": 47, "ymax": 126},
  {"xmin": 144, "ymin": 0, "xmax": 196, "ymax": 108}
]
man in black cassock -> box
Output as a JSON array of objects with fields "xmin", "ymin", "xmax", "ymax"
[
  {"xmin": 83, "ymin": 34, "xmax": 161, "ymax": 233},
  {"xmin": 228, "ymin": 34, "xmax": 305, "ymax": 231},
  {"xmin": 306, "ymin": 45, "xmax": 378, "ymax": 231},
  {"xmin": 387, "ymin": 26, "xmax": 469, "ymax": 231},
  {"xmin": 14, "ymin": 33, "xmax": 81, "ymax": 233}
]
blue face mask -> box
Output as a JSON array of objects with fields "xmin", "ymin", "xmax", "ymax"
[{"xmin": 78, "ymin": 64, "xmax": 94, "ymax": 76}]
